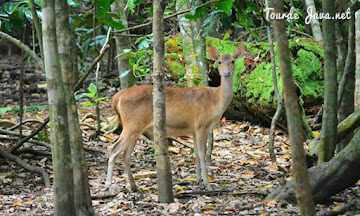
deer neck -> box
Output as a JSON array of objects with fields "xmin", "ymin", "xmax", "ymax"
[{"xmin": 217, "ymin": 75, "xmax": 234, "ymax": 112}]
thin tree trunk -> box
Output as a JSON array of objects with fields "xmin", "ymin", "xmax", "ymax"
[
  {"xmin": 265, "ymin": 0, "xmax": 283, "ymax": 163},
  {"xmin": 356, "ymin": 10, "xmax": 360, "ymax": 110},
  {"xmin": 111, "ymin": 1, "xmax": 136, "ymax": 89},
  {"xmin": 337, "ymin": 6, "xmax": 356, "ymax": 152},
  {"xmin": 176, "ymin": 0, "xmax": 198, "ymax": 86},
  {"xmin": 41, "ymin": 0, "xmax": 76, "ymax": 215},
  {"xmin": 28, "ymin": 0, "xmax": 43, "ymax": 58},
  {"xmin": 304, "ymin": 0, "xmax": 323, "ymax": 41},
  {"xmin": 153, "ymin": 0, "xmax": 174, "ymax": 203},
  {"xmin": 55, "ymin": 0, "xmax": 94, "ymax": 215},
  {"xmin": 317, "ymin": 0, "xmax": 338, "ymax": 164},
  {"xmin": 271, "ymin": 0, "xmax": 315, "ymax": 215}
]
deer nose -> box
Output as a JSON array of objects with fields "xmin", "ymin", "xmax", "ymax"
[{"xmin": 223, "ymin": 71, "xmax": 231, "ymax": 77}]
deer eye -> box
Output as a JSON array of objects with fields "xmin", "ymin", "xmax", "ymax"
[
  {"xmin": 231, "ymin": 60, "xmax": 235, "ymax": 64},
  {"xmin": 218, "ymin": 61, "xmax": 222, "ymax": 64}
]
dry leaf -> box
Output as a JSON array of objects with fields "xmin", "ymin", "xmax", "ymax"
[
  {"xmin": 12, "ymin": 201, "xmax": 22, "ymax": 206},
  {"xmin": 168, "ymin": 147, "xmax": 180, "ymax": 154},
  {"xmin": 332, "ymin": 204, "xmax": 341, "ymax": 211},
  {"xmin": 202, "ymin": 205, "xmax": 215, "ymax": 211},
  {"xmin": 225, "ymin": 206, "xmax": 235, "ymax": 211},
  {"xmin": 266, "ymin": 200, "xmax": 277, "ymax": 207}
]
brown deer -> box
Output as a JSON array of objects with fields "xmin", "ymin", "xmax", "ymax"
[{"xmin": 105, "ymin": 45, "xmax": 246, "ymax": 192}]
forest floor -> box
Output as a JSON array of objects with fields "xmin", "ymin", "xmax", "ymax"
[{"xmin": 1, "ymin": 57, "xmax": 360, "ymax": 215}]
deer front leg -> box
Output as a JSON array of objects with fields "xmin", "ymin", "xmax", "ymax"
[
  {"xmin": 193, "ymin": 133, "xmax": 202, "ymax": 183},
  {"xmin": 195, "ymin": 129, "xmax": 213, "ymax": 191}
]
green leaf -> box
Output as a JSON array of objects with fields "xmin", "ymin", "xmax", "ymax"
[
  {"xmin": 127, "ymin": 0, "xmax": 136, "ymax": 13},
  {"xmin": 88, "ymin": 83, "xmax": 97, "ymax": 97},
  {"xmin": 3, "ymin": 2, "xmax": 16, "ymax": 14},
  {"xmin": 119, "ymin": 70, "xmax": 131, "ymax": 78},
  {"xmin": 0, "ymin": 107, "xmax": 14, "ymax": 115},
  {"xmin": 24, "ymin": 8, "xmax": 32, "ymax": 20},
  {"xmin": 34, "ymin": 0, "xmax": 41, "ymax": 6},
  {"xmin": 223, "ymin": 32, "xmax": 230, "ymax": 40},
  {"xmin": 99, "ymin": 17, "xmax": 124, "ymax": 30},
  {"xmin": 215, "ymin": 0, "xmax": 234, "ymax": 15},
  {"xmin": 185, "ymin": 7, "xmax": 208, "ymax": 20},
  {"xmin": 95, "ymin": 0, "xmax": 111, "ymax": 18},
  {"xmin": 129, "ymin": 58, "xmax": 135, "ymax": 67},
  {"xmin": 37, "ymin": 133, "xmax": 50, "ymax": 142},
  {"xmin": 83, "ymin": 101, "xmax": 94, "ymax": 106},
  {"xmin": 94, "ymin": 96, "xmax": 109, "ymax": 102},
  {"xmin": 67, "ymin": 0, "xmax": 80, "ymax": 8}
]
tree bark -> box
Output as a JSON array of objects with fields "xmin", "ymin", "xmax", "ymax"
[
  {"xmin": 41, "ymin": 0, "xmax": 76, "ymax": 215},
  {"xmin": 337, "ymin": 6, "xmax": 356, "ymax": 152},
  {"xmin": 271, "ymin": 0, "xmax": 315, "ymax": 215},
  {"xmin": 355, "ymin": 10, "xmax": 360, "ymax": 110},
  {"xmin": 111, "ymin": 1, "xmax": 136, "ymax": 89},
  {"xmin": 28, "ymin": 0, "xmax": 43, "ymax": 58},
  {"xmin": 266, "ymin": 128, "xmax": 360, "ymax": 204},
  {"xmin": 55, "ymin": 0, "xmax": 95, "ymax": 215},
  {"xmin": 265, "ymin": 0, "xmax": 283, "ymax": 164},
  {"xmin": 317, "ymin": 0, "xmax": 338, "ymax": 164},
  {"xmin": 153, "ymin": 0, "xmax": 174, "ymax": 203},
  {"xmin": 176, "ymin": 0, "xmax": 198, "ymax": 86},
  {"xmin": 304, "ymin": 0, "xmax": 323, "ymax": 41}
]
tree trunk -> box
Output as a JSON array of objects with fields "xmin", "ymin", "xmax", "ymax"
[
  {"xmin": 265, "ymin": 0, "xmax": 283, "ymax": 164},
  {"xmin": 111, "ymin": 1, "xmax": 136, "ymax": 89},
  {"xmin": 55, "ymin": 0, "xmax": 94, "ymax": 215},
  {"xmin": 266, "ymin": 128, "xmax": 360, "ymax": 204},
  {"xmin": 41, "ymin": 0, "xmax": 76, "ymax": 215},
  {"xmin": 271, "ymin": 0, "xmax": 315, "ymax": 215},
  {"xmin": 317, "ymin": 0, "xmax": 338, "ymax": 164},
  {"xmin": 337, "ymin": 6, "xmax": 356, "ymax": 152},
  {"xmin": 355, "ymin": 10, "xmax": 360, "ymax": 110},
  {"xmin": 304, "ymin": 0, "xmax": 323, "ymax": 41},
  {"xmin": 153, "ymin": 0, "xmax": 174, "ymax": 203},
  {"xmin": 176, "ymin": 0, "xmax": 198, "ymax": 86}
]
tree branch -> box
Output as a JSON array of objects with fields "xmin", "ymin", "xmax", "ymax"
[
  {"xmin": 0, "ymin": 146, "xmax": 50, "ymax": 188},
  {"xmin": 0, "ymin": 31, "xmax": 44, "ymax": 71}
]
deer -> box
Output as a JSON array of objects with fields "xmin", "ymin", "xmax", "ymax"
[{"xmin": 105, "ymin": 45, "xmax": 246, "ymax": 192}]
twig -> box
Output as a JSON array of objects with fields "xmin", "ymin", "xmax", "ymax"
[
  {"xmin": 80, "ymin": 122, "xmax": 107, "ymax": 133},
  {"xmin": 8, "ymin": 119, "xmax": 44, "ymax": 131},
  {"xmin": 0, "ymin": 146, "xmax": 50, "ymax": 188},
  {"xmin": 289, "ymin": 29, "xmax": 313, "ymax": 38},
  {"xmin": 236, "ymin": 26, "xmax": 267, "ymax": 41},
  {"xmin": 174, "ymin": 189, "xmax": 267, "ymax": 198},
  {"xmin": 0, "ymin": 136, "xmax": 51, "ymax": 149},
  {"xmin": 91, "ymin": 193, "xmax": 119, "ymax": 200},
  {"xmin": 74, "ymin": 44, "xmax": 110, "ymax": 92},
  {"xmin": 11, "ymin": 117, "xmax": 50, "ymax": 153},
  {"xmin": 170, "ymin": 137, "xmax": 192, "ymax": 148},
  {"xmin": 0, "ymin": 31, "xmax": 44, "ymax": 70},
  {"xmin": 114, "ymin": 0, "xmax": 222, "ymax": 34},
  {"xmin": 14, "ymin": 147, "xmax": 52, "ymax": 157}
]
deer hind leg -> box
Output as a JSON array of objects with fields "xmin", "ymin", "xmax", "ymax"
[
  {"xmin": 105, "ymin": 131, "xmax": 138, "ymax": 192},
  {"xmin": 193, "ymin": 133, "xmax": 202, "ymax": 183},
  {"xmin": 123, "ymin": 139, "xmax": 137, "ymax": 191},
  {"xmin": 195, "ymin": 128, "xmax": 213, "ymax": 190}
]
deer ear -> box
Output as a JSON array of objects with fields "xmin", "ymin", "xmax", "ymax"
[
  {"xmin": 208, "ymin": 46, "xmax": 219, "ymax": 61},
  {"xmin": 234, "ymin": 45, "xmax": 246, "ymax": 59}
]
